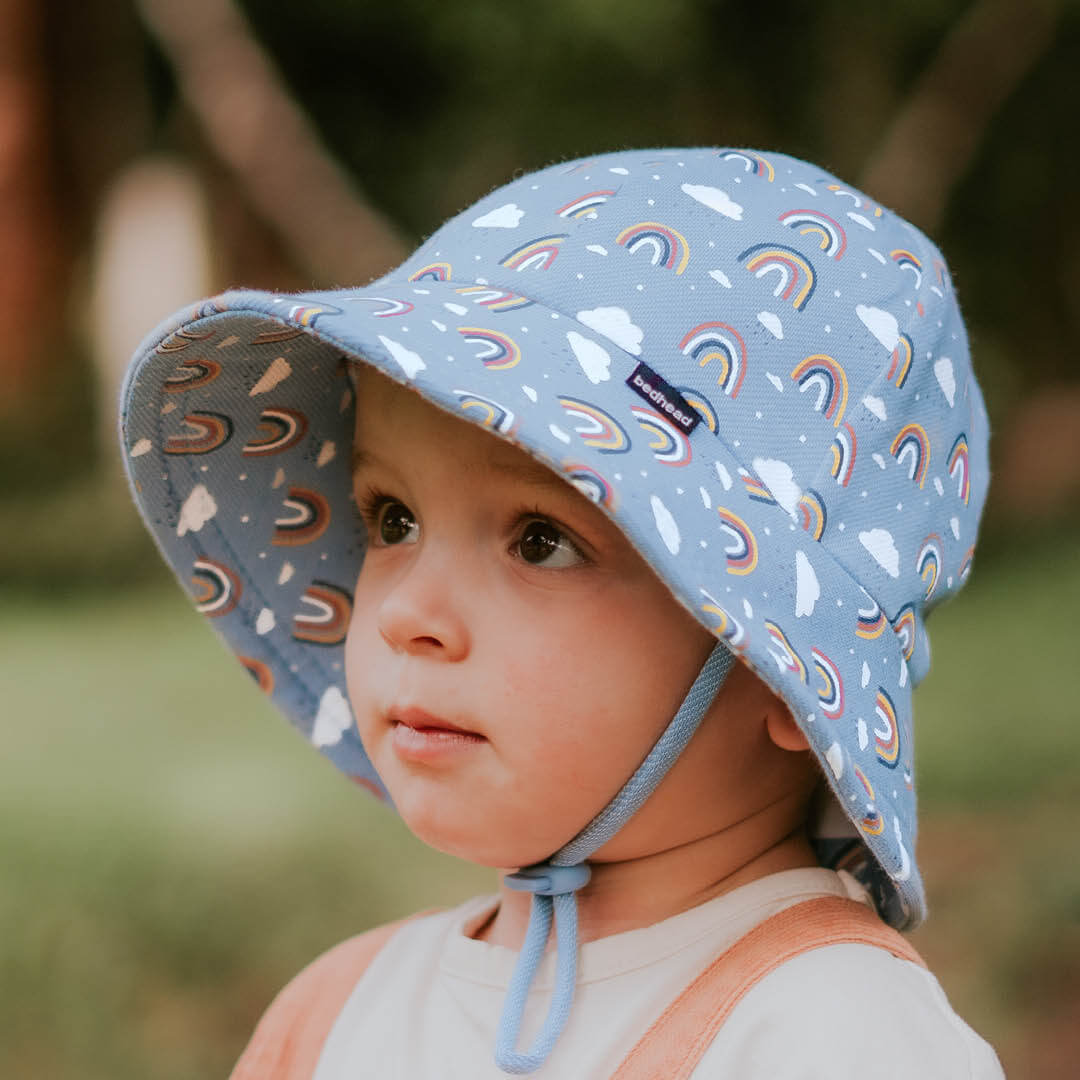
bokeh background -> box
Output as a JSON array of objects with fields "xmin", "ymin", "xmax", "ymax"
[{"xmin": 2, "ymin": 1, "xmax": 1078, "ymax": 1076}]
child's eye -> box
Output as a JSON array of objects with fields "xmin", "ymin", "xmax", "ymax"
[
  {"xmin": 367, "ymin": 497, "xmax": 419, "ymax": 547},
  {"xmin": 515, "ymin": 518, "xmax": 586, "ymax": 568}
]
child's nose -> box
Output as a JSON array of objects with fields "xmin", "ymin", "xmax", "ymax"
[{"xmin": 375, "ymin": 552, "xmax": 470, "ymax": 661}]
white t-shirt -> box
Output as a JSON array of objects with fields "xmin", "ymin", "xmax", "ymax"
[{"xmin": 314, "ymin": 867, "xmax": 1005, "ymax": 1079}]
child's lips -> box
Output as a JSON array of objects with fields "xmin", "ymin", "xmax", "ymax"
[
  {"xmin": 388, "ymin": 706, "xmax": 484, "ymax": 737},
  {"xmin": 386, "ymin": 706, "xmax": 487, "ymax": 761}
]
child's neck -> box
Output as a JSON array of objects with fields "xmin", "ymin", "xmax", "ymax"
[{"xmin": 470, "ymin": 795, "xmax": 818, "ymax": 948}]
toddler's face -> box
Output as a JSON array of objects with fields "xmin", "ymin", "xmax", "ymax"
[{"xmin": 345, "ymin": 366, "xmax": 745, "ymax": 869}]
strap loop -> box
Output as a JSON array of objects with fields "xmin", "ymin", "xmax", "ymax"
[{"xmin": 505, "ymin": 862, "xmax": 592, "ymax": 897}]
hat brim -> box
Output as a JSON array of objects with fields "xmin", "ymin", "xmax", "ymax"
[{"xmin": 120, "ymin": 278, "xmax": 923, "ymax": 927}]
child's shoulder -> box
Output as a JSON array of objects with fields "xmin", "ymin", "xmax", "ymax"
[
  {"xmin": 700, "ymin": 941, "xmax": 1005, "ymax": 1079},
  {"xmin": 227, "ymin": 912, "xmax": 438, "ymax": 1080}
]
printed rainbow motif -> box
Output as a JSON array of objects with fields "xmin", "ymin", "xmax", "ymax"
[
  {"xmin": 292, "ymin": 581, "xmax": 352, "ymax": 646},
  {"xmin": 891, "ymin": 603, "xmax": 917, "ymax": 662},
  {"xmin": 891, "ymin": 249, "xmax": 923, "ymax": 288},
  {"xmin": 916, "ymin": 534, "xmax": 943, "ymax": 600},
  {"xmin": 456, "ymin": 327, "xmax": 522, "ymax": 370},
  {"xmin": 825, "ymin": 185, "xmax": 884, "ymax": 218},
  {"xmin": 286, "ymin": 302, "xmax": 342, "ymax": 327},
  {"xmin": 251, "ymin": 325, "xmax": 303, "ymax": 345},
  {"xmin": 453, "ymin": 285, "xmax": 534, "ymax": 311},
  {"xmin": 557, "ymin": 397, "xmax": 631, "ymax": 453},
  {"xmin": 716, "ymin": 507, "xmax": 758, "ymax": 575},
  {"xmin": 243, "ymin": 408, "xmax": 309, "ymax": 457},
  {"xmin": 499, "ymin": 235, "xmax": 568, "ymax": 272},
  {"xmin": 791, "ymin": 353, "xmax": 849, "ymax": 427},
  {"xmin": 739, "ymin": 467, "xmax": 778, "ymax": 506},
  {"xmin": 948, "ymin": 433, "xmax": 971, "ymax": 505},
  {"xmin": 190, "ymin": 557, "xmax": 242, "ymax": 617},
  {"xmin": 797, "ymin": 489, "xmax": 827, "ymax": 540},
  {"xmin": 738, "ymin": 243, "xmax": 816, "ymax": 311},
  {"xmin": 811, "ymin": 647, "xmax": 845, "ymax": 719},
  {"xmin": 163, "ymin": 412, "xmax": 234, "ymax": 455},
  {"xmin": 854, "ymin": 764, "xmax": 875, "ymax": 801},
  {"xmin": 631, "ymin": 405, "xmax": 693, "ymax": 466},
  {"xmin": 699, "ymin": 589, "xmax": 748, "ymax": 650},
  {"xmin": 764, "ymin": 620, "xmax": 807, "ymax": 683},
  {"xmin": 407, "ymin": 262, "xmax": 452, "ymax": 282},
  {"xmin": 163, "ymin": 357, "xmax": 222, "ymax": 392},
  {"xmin": 856, "ymin": 595, "xmax": 888, "ymax": 640},
  {"xmin": 677, "ymin": 386, "xmax": 719, "ymax": 434},
  {"xmin": 718, "ymin": 149, "xmax": 775, "ymax": 181},
  {"xmin": 934, "ymin": 258, "xmax": 950, "ymax": 291},
  {"xmin": 873, "ymin": 688, "xmax": 900, "ymax": 768},
  {"xmin": 452, "ymin": 389, "xmax": 517, "ymax": 435},
  {"xmin": 348, "ymin": 296, "xmax": 415, "ymax": 317},
  {"xmin": 557, "ymin": 189, "xmax": 615, "ymax": 219},
  {"xmin": 890, "ymin": 422, "xmax": 930, "ymax": 488},
  {"xmin": 273, "ymin": 487, "xmax": 331, "ymax": 547},
  {"xmin": 886, "ymin": 332, "xmax": 913, "ymax": 390},
  {"xmin": 678, "ymin": 321, "xmax": 747, "ymax": 398},
  {"xmin": 615, "ymin": 221, "xmax": 690, "ymax": 274},
  {"xmin": 778, "ymin": 209, "xmax": 847, "ymax": 259},
  {"xmin": 156, "ymin": 325, "xmax": 214, "ymax": 353},
  {"xmin": 562, "ymin": 461, "xmax": 616, "ymax": 510},
  {"xmin": 959, "ymin": 546, "xmax": 974, "ymax": 583},
  {"xmin": 853, "ymin": 761, "xmax": 884, "ymax": 836},
  {"xmin": 239, "ymin": 655, "xmax": 274, "ymax": 695},
  {"xmin": 829, "ymin": 422, "xmax": 857, "ymax": 487}
]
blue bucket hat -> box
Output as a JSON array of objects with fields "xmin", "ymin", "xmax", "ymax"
[{"xmin": 119, "ymin": 146, "xmax": 988, "ymax": 1072}]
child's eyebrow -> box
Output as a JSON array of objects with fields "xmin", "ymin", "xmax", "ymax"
[
  {"xmin": 350, "ymin": 446, "xmax": 377, "ymax": 473},
  {"xmin": 352, "ymin": 444, "xmax": 571, "ymax": 494},
  {"xmin": 482, "ymin": 457, "xmax": 571, "ymax": 494}
]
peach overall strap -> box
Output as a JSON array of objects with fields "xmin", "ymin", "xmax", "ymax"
[
  {"xmin": 610, "ymin": 895, "xmax": 927, "ymax": 1080},
  {"xmin": 229, "ymin": 912, "xmax": 433, "ymax": 1080}
]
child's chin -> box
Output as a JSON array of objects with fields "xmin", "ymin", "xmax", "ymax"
[
  {"xmin": 396, "ymin": 801, "xmax": 492, "ymax": 861},
  {"xmin": 397, "ymin": 803, "xmax": 545, "ymax": 869}
]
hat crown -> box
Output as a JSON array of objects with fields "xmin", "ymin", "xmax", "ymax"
[{"xmin": 389, "ymin": 148, "xmax": 989, "ymax": 682}]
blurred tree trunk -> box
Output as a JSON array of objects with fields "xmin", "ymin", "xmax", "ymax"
[
  {"xmin": 0, "ymin": 0, "xmax": 63, "ymax": 417},
  {"xmin": 860, "ymin": 0, "xmax": 1060, "ymax": 232},
  {"xmin": 136, "ymin": 0, "xmax": 408, "ymax": 285}
]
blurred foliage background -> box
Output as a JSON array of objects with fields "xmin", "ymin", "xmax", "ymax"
[{"xmin": 1, "ymin": 1, "xmax": 1077, "ymax": 1077}]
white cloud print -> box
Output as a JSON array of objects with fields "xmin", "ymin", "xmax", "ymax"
[
  {"xmin": 177, "ymin": 484, "xmax": 217, "ymax": 537},
  {"xmin": 859, "ymin": 527, "xmax": 901, "ymax": 578},
  {"xmin": 681, "ymin": 183, "xmax": 743, "ymax": 220},
  {"xmin": 311, "ymin": 686, "xmax": 352, "ymax": 748},
  {"xmin": 752, "ymin": 457, "xmax": 800, "ymax": 516},
  {"xmin": 934, "ymin": 356, "xmax": 956, "ymax": 407},
  {"xmin": 471, "ymin": 202, "xmax": 524, "ymax": 228},
  {"xmin": 794, "ymin": 550, "xmax": 820, "ymax": 617},
  {"xmin": 566, "ymin": 331, "xmax": 611, "ymax": 384},
  {"xmin": 855, "ymin": 305, "xmax": 899, "ymax": 352},
  {"xmin": 575, "ymin": 306, "xmax": 643, "ymax": 356}
]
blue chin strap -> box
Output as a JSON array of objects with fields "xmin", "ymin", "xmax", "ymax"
[{"xmin": 493, "ymin": 642, "xmax": 736, "ymax": 1074}]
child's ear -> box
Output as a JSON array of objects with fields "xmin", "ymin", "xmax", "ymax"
[{"xmin": 764, "ymin": 699, "xmax": 810, "ymax": 752}]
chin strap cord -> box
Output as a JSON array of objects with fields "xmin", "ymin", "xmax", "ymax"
[
  {"xmin": 494, "ymin": 865, "xmax": 590, "ymax": 1074},
  {"xmin": 493, "ymin": 642, "xmax": 736, "ymax": 1074}
]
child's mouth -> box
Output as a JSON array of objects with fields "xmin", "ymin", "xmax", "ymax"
[{"xmin": 387, "ymin": 707, "xmax": 487, "ymax": 762}]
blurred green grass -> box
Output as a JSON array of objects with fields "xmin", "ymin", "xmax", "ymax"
[
  {"xmin": 0, "ymin": 574, "xmax": 491, "ymax": 1080},
  {"xmin": 1, "ymin": 533, "xmax": 1077, "ymax": 1078},
  {"xmin": 915, "ymin": 532, "xmax": 1080, "ymax": 809}
]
